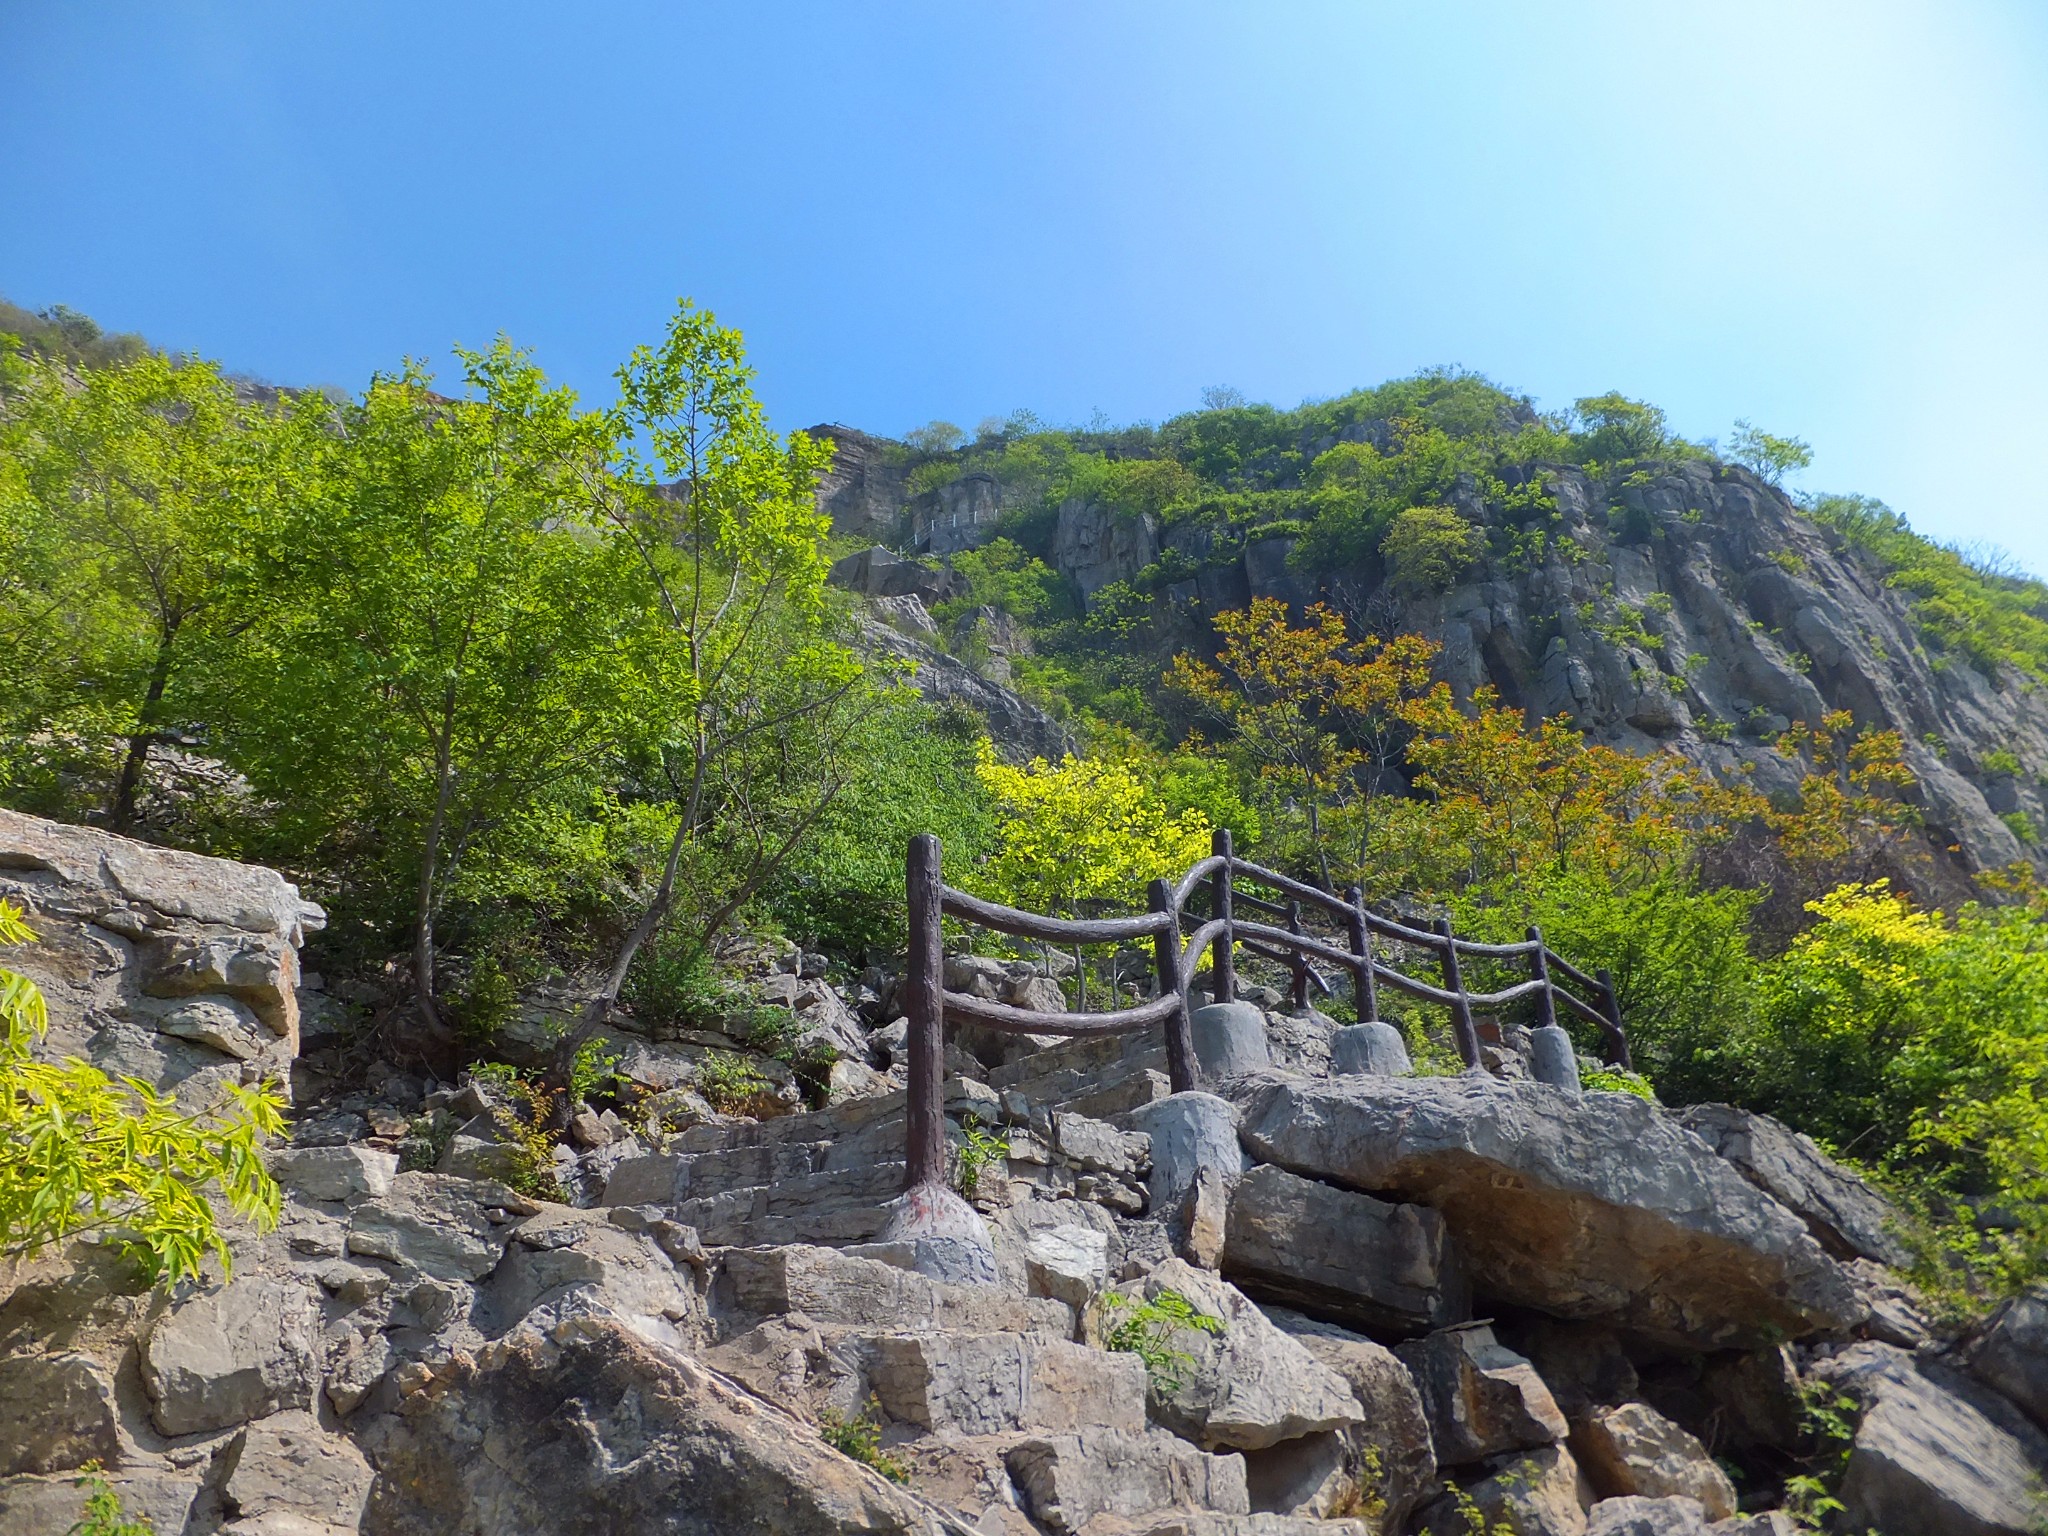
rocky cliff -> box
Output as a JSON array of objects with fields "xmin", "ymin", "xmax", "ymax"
[
  {"xmin": 814, "ymin": 430, "xmax": 2048, "ymax": 890},
  {"xmin": 5, "ymin": 814, "xmax": 2045, "ymax": 1536}
]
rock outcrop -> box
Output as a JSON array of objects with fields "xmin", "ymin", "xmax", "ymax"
[{"xmin": 8, "ymin": 817, "xmax": 2048, "ymax": 1536}]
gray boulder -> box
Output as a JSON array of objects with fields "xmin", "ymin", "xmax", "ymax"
[
  {"xmin": 1814, "ymin": 1341, "xmax": 2048, "ymax": 1536},
  {"xmin": 1096, "ymin": 1258, "xmax": 1363, "ymax": 1452},
  {"xmin": 1189, "ymin": 1001, "xmax": 1272, "ymax": 1078},
  {"xmin": 1678, "ymin": 1103, "xmax": 1908, "ymax": 1265},
  {"xmin": 1569, "ymin": 1402, "xmax": 1737, "ymax": 1520},
  {"xmin": 358, "ymin": 1313, "xmax": 966, "ymax": 1535},
  {"xmin": 0, "ymin": 1353, "xmax": 120, "ymax": 1475},
  {"xmin": 1585, "ymin": 1496, "xmax": 1711, "ymax": 1536},
  {"xmin": 1127, "ymin": 1091, "xmax": 1248, "ymax": 1214},
  {"xmin": 1396, "ymin": 1324, "xmax": 1569, "ymax": 1467},
  {"xmin": 138, "ymin": 1274, "xmax": 320, "ymax": 1435},
  {"xmin": 1970, "ymin": 1287, "xmax": 2048, "ymax": 1429},
  {"xmin": 345, "ymin": 1171, "xmax": 517, "ymax": 1281},
  {"xmin": 1221, "ymin": 1162, "xmax": 1466, "ymax": 1334},
  {"xmin": 219, "ymin": 1409, "xmax": 374, "ymax": 1530},
  {"xmin": 1227, "ymin": 1073, "xmax": 1862, "ymax": 1348}
]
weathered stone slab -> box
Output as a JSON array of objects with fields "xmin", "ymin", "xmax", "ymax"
[
  {"xmin": 1222, "ymin": 1162, "xmax": 1465, "ymax": 1334},
  {"xmin": 1815, "ymin": 1341, "xmax": 2048, "ymax": 1536},
  {"xmin": 1396, "ymin": 1324, "xmax": 1568, "ymax": 1467},
  {"xmin": 1099, "ymin": 1259, "xmax": 1363, "ymax": 1452},
  {"xmin": 1570, "ymin": 1402, "xmax": 1736, "ymax": 1520},
  {"xmin": 1265, "ymin": 1308, "xmax": 1438, "ymax": 1534},
  {"xmin": 717, "ymin": 1243, "xmax": 1070, "ymax": 1338},
  {"xmin": 345, "ymin": 1172, "xmax": 514, "ymax": 1281},
  {"xmin": 1678, "ymin": 1103, "xmax": 1908, "ymax": 1265},
  {"xmin": 1419, "ymin": 1444, "xmax": 1589, "ymax": 1536},
  {"xmin": 220, "ymin": 1410, "xmax": 374, "ymax": 1529},
  {"xmin": 866, "ymin": 1332, "xmax": 1148, "ymax": 1435},
  {"xmin": 0, "ymin": 1353, "xmax": 120, "ymax": 1474},
  {"xmin": 1227, "ymin": 1073, "xmax": 1862, "ymax": 1348},
  {"xmin": 1005, "ymin": 1429, "xmax": 1251, "ymax": 1533},
  {"xmin": 270, "ymin": 1144, "xmax": 398, "ymax": 1203},
  {"xmin": 1127, "ymin": 1092, "xmax": 1247, "ymax": 1214},
  {"xmin": 1970, "ymin": 1286, "xmax": 2048, "ymax": 1430},
  {"xmin": 139, "ymin": 1275, "xmax": 320, "ymax": 1435}
]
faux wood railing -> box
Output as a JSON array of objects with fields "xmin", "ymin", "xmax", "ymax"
[{"xmin": 901, "ymin": 829, "xmax": 1630, "ymax": 1191}]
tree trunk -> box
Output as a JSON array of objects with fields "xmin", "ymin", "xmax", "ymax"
[{"xmin": 110, "ymin": 619, "xmax": 179, "ymax": 833}]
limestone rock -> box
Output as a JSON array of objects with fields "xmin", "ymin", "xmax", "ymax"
[
  {"xmin": 1099, "ymin": 1259, "xmax": 1363, "ymax": 1452},
  {"xmin": 1222, "ymin": 1162, "xmax": 1465, "ymax": 1334},
  {"xmin": 1265, "ymin": 1308, "xmax": 1439, "ymax": 1534},
  {"xmin": 1397, "ymin": 1324, "xmax": 1569, "ymax": 1468},
  {"xmin": 0, "ymin": 1469, "xmax": 205, "ymax": 1536},
  {"xmin": 1678, "ymin": 1103, "xmax": 1908, "ymax": 1265},
  {"xmin": 1570, "ymin": 1403, "xmax": 1737, "ymax": 1520},
  {"xmin": 345, "ymin": 1172, "xmax": 515, "ymax": 1281},
  {"xmin": 1025, "ymin": 1224, "xmax": 1111, "ymax": 1309},
  {"xmin": 220, "ymin": 1410, "xmax": 374, "ymax": 1530},
  {"xmin": 1227, "ymin": 1073, "xmax": 1862, "ymax": 1348},
  {"xmin": 718, "ymin": 1243, "xmax": 1071, "ymax": 1338},
  {"xmin": 1419, "ymin": 1444, "xmax": 1590, "ymax": 1536},
  {"xmin": 1127, "ymin": 1091, "xmax": 1248, "ymax": 1214},
  {"xmin": 1004, "ymin": 1428, "xmax": 1249, "ymax": 1533},
  {"xmin": 358, "ymin": 1314, "xmax": 963, "ymax": 1535},
  {"xmin": 139, "ymin": 1274, "xmax": 320, "ymax": 1435},
  {"xmin": 270, "ymin": 1144, "xmax": 398, "ymax": 1203},
  {"xmin": 1970, "ymin": 1286, "xmax": 2048, "ymax": 1430},
  {"xmin": 854, "ymin": 615, "xmax": 1073, "ymax": 763},
  {"xmin": 866, "ymin": 1332, "xmax": 1149, "ymax": 1435},
  {"xmin": 1814, "ymin": 1341, "xmax": 2048, "ymax": 1536},
  {"xmin": 875, "ymin": 1181, "xmax": 1000, "ymax": 1287},
  {"xmin": 0, "ymin": 1353, "xmax": 120, "ymax": 1475},
  {"xmin": 1585, "ymin": 1496, "xmax": 1712, "ymax": 1536}
]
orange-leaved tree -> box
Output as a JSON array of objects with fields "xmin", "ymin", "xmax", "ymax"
[{"xmin": 1166, "ymin": 597, "xmax": 1435, "ymax": 887}]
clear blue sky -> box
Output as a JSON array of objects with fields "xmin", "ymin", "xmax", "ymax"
[{"xmin": 5, "ymin": 3, "xmax": 2046, "ymax": 573}]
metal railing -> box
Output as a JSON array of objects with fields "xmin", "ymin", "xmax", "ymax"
[{"xmin": 900, "ymin": 829, "xmax": 1630, "ymax": 1191}]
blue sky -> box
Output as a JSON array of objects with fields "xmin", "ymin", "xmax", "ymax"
[{"xmin": 5, "ymin": 3, "xmax": 2046, "ymax": 573}]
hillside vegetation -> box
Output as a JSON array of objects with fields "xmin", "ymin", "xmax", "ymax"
[{"xmin": 6, "ymin": 302, "xmax": 2048, "ymax": 1307}]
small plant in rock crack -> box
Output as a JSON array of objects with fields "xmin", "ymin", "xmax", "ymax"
[
  {"xmin": 68, "ymin": 1464, "xmax": 154, "ymax": 1536},
  {"xmin": 1099, "ymin": 1287, "xmax": 1225, "ymax": 1392},
  {"xmin": 818, "ymin": 1398, "xmax": 909, "ymax": 1484},
  {"xmin": 950, "ymin": 1114, "xmax": 1008, "ymax": 1201},
  {"xmin": 1783, "ymin": 1379, "xmax": 1861, "ymax": 1530},
  {"xmin": 693, "ymin": 1050, "xmax": 778, "ymax": 1117}
]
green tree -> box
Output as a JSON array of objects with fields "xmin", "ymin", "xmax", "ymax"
[
  {"xmin": 1727, "ymin": 419, "xmax": 1813, "ymax": 485},
  {"xmin": 1571, "ymin": 392, "xmax": 1672, "ymax": 463},
  {"xmin": 212, "ymin": 341, "xmax": 668, "ymax": 1039},
  {"xmin": 0, "ymin": 351, "xmax": 295, "ymax": 827},
  {"xmin": 1380, "ymin": 505, "xmax": 1482, "ymax": 595},
  {"xmin": 1, "ymin": 900, "xmax": 283, "ymax": 1280}
]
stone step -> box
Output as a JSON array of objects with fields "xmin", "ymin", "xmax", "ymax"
[
  {"xmin": 668, "ymin": 1161, "xmax": 911, "ymax": 1247},
  {"xmin": 715, "ymin": 1243, "xmax": 1072, "ymax": 1338}
]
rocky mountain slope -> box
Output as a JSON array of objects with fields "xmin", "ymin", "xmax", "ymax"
[
  {"xmin": 7, "ymin": 811, "xmax": 2048, "ymax": 1536},
  {"xmin": 812, "ymin": 419, "xmax": 2048, "ymax": 895}
]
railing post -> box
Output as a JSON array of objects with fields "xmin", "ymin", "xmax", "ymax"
[
  {"xmin": 1284, "ymin": 898, "xmax": 1309, "ymax": 1013},
  {"xmin": 1346, "ymin": 885, "xmax": 1378, "ymax": 1023},
  {"xmin": 1595, "ymin": 967, "xmax": 1633, "ymax": 1070},
  {"xmin": 1437, "ymin": 914, "xmax": 1482, "ymax": 1069},
  {"xmin": 1210, "ymin": 827, "xmax": 1235, "ymax": 1004},
  {"xmin": 905, "ymin": 833, "xmax": 947, "ymax": 1191},
  {"xmin": 1151, "ymin": 876, "xmax": 1199, "ymax": 1093},
  {"xmin": 1528, "ymin": 925, "xmax": 1557, "ymax": 1032}
]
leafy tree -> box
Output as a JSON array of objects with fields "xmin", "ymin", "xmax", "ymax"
[
  {"xmin": 1727, "ymin": 419, "xmax": 1813, "ymax": 485},
  {"xmin": 1168, "ymin": 598, "xmax": 1435, "ymax": 886},
  {"xmin": 903, "ymin": 420, "xmax": 967, "ymax": 455},
  {"xmin": 1, "ymin": 900, "xmax": 283, "ymax": 1281},
  {"xmin": 1380, "ymin": 505, "xmax": 1481, "ymax": 595},
  {"xmin": 971, "ymin": 743, "xmax": 1211, "ymax": 917},
  {"xmin": 932, "ymin": 538, "xmax": 1062, "ymax": 627},
  {"xmin": 213, "ymin": 341, "xmax": 667, "ymax": 1040},
  {"xmin": 0, "ymin": 351, "xmax": 298, "ymax": 827},
  {"xmin": 551, "ymin": 301, "xmax": 882, "ymax": 1078},
  {"xmin": 1570, "ymin": 392, "xmax": 1673, "ymax": 463}
]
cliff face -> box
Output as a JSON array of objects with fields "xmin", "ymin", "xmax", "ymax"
[{"xmin": 820, "ymin": 440, "xmax": 2048, "ymax": 886}]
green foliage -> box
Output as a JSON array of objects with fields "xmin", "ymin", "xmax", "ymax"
[
  {"xmin": 1380, "ymin": 505, "xmax": 1482, "ymax": 595},
  {"xmin": 1811, "ymin": 493, "xmax": 2048, "ymax": 681},
  {"xmin": 1581, "ymin": 1065, "xmax": 1657, "ymax": 1099},
  {"xmin": 459, "ymin": 1063, "xmax": 564, "ymax": 1199},
  {"xmin": 931, "ymin": 538, "xmax": 1063, "ymax": 628},
  {"xmin": 65, "ymin": 1466, "xmax": 156, "ymax": 1536},
  {"xmin": 0, "ymin": 901, "xmax": 283, "ymax": 1282},
  {"xmin": 1099, "ymin": 1287, "xmax": 1226, "ymax": 1392},
  {"xmin": 0, "ymin": 297, "xmax": 149, "ymax": 369},
  {"xmin": 1570, "ymin": 392, "xmax": 1679, "ymax": 464},
  {"xmin": 1783, "ymin": 1381, "xmax": 1860, "ymax": 1529},
  {"xmin": 1728, "ymin": 419, "xmax": 1814, "ymax": 484},
  {"xmin": 818, "ymin": 1398, "xmax": 909, "ymax": 1484},
  {"xmin": 695, "ymin": 1050, "xmax": 778, "ymax": 1117},
  {"xmin": 951, "ymin": 1113, "xmax": 1008, "ymax": 1200}
]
